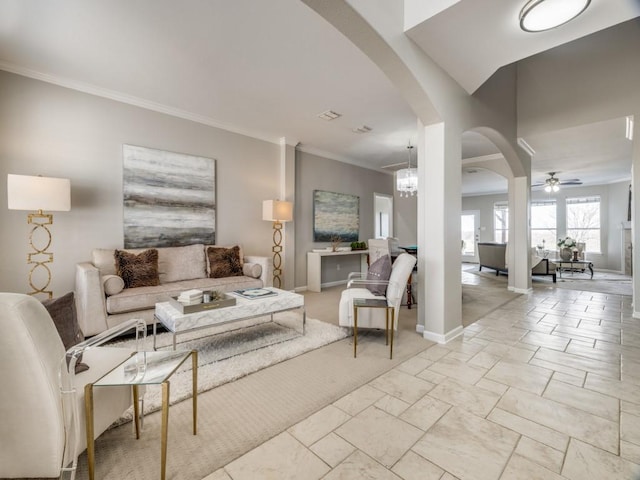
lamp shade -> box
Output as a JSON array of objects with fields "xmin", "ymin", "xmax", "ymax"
[
  {"xmin": 262, "ymin": 200, "xmax": 293, "ymax": 222},
  {"xmin": 7, "ymin": 174, "xmax": 71, "ymax": 212}
]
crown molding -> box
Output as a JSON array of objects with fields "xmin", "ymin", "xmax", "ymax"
[
  {"xmin": 296, "ymin": 144, "xmax": 392, "ymax": 175},
  {"xmin": 0, "ymin": 61, "xmax": 282, "ymax": 146}
]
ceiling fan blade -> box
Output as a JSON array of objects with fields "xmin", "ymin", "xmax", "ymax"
[{"xmin": 560, "ymin": 181, "xmax": 583, "ymax": 185}]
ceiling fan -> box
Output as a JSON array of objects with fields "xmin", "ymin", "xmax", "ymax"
[{"xmin": 532, "ymin": 172, "xmax": 582, "ymax": 192}]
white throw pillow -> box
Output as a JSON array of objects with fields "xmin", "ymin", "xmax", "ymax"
[
  {"xmin": 102, "ymin": 274, "xmax": 125, "ymax": 296},
  {"xmin": 243, "ymin": 263, "xmax": 262, "ymax": 279}
]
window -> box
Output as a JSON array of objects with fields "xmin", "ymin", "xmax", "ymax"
[
  {"xmin": 566, "ymin": 196, "xmax": 601, "ymax": 253},
  {"xmin": 494, "ymin": 202, "xmax": 508, "ymax": 243},
  {"xmin": 531, "ymin": 200, "xmax": 556, "ymax": 250}
]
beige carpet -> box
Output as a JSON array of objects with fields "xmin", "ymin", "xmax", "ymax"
[
  {"xmin": 74, "ymin": 288, "xmax": 434, "ymax": 480},
  {"xmin": 111, "ymin": 314, "xmax": 347, "ymax": 420}
]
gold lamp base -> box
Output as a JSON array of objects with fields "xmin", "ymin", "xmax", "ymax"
[
  {"xmin": 272, "ymin": 220, "xmax": 284, "ymax": 288},
  {"xmin": 26, "ymin": 210, "xmax": 54, "ymax": 299}
]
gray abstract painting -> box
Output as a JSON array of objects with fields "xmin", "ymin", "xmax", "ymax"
[{"xmin": 123, "ymin": 144, "xmax": 216, "ymax": 248}]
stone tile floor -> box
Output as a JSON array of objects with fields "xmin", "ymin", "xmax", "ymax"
[{"xmin": 205, "ymin": 288, "xmax": 640, "ymax": 479}]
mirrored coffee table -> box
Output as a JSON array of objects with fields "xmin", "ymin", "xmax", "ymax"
[{"xmin": 85, "ymin": 349, "xmax": 197, "ymax": 480}]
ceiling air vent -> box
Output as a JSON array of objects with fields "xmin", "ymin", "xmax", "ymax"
[
  {"xmin": 352, "ymin": 125, "xmax": 372, "ymax": 134},
  {"xmin": 317, "ymin": 110, "xmax": 341, "ymax": 121}
]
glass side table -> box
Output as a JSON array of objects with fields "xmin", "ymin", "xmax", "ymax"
[
  {"xmin": 352, "ymin": 298, "xmax": 395, "ymax": 359},
  {"xmin": 85, "ymin": 350, "xmax": 197, "ymax": 480}
]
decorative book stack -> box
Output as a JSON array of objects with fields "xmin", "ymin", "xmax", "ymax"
[{"xmin": 177, "ymin": 289, "xmax": 203, "ymax": 305}]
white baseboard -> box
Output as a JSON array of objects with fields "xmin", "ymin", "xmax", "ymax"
[
  {"xmin": 321, "ymin": 280, "xmax": 348, "ymax": 289},
  {"xmin": 422, "ymin": 325, "xmax": 464, "ymax": 344},
  {"xmin": 296, "ymin": 280, "xmax": 348, "ymax": 293},
  {"xmin": 510, "ymin": 286, "xmax": 533, "ymax": 294}
]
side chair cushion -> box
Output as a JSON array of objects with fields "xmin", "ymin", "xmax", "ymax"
[
  {"xmin": 42, "ymin": 292, "xmax": 89, "ymax": 373},
  {"xmin": 115, "ymin": 248, "xmax": 160, "ymax": 288},
  {"xmin": 366, "ymin": 255, "xmax": 392, "ymax": 295}
]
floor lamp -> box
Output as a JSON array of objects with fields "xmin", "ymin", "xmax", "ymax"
[
  {"xmin": 262, "ymin": 200, "xmax": 293, "ymax": 289},
  {"xmin": 7, "ymin": 174, "xmax": 71, "ymax": 299}
]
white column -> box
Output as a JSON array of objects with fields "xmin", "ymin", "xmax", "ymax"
[
  {"xmin": 508, "ymin": 176, "xmax": 532, "ymax": 293},
  {"xmin": 631, "ymin": 116, "xmax": 640, "ymax": 318},
  {"xmin": 417, "ymin": 121, "xmax": 463, "ymax": 343}
]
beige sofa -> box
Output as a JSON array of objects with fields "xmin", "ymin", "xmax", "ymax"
[
  {"xmin": 477, "ymin": 242, "xmax": 556, "ymax": 283},
  {"xmin": 75, "ymin": 244, "xmax": 272, "ymax": 336}
]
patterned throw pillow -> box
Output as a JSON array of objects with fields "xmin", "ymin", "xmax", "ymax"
[
  {"xmin": 366, "ymin": 255, "xmax": 392, "ymax": 296},
  {"xmin": 114, "ymin": 248, "xmax": 160, "ymax": 288},
  {"xmin": 207, "ymin": 246, "xmax": 243, "ymax": 278}
]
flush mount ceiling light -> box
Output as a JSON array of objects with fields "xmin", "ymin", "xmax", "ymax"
[{"xmin": 520, "ymin": 0, "xmax": 591, "ymax": 32}]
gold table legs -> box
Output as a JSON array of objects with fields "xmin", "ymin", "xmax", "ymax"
[
  {"xmin": 352, "ymin": 304, "xmax": 394, "ymax": 359},
  {"xmin": 85, "ymin": 350, "xmax": 198, "ymax": 480}
]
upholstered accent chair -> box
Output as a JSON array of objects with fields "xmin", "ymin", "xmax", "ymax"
[
  {"xmin": 0, "ymin": 293, "xmax": 144, "ymax": 479},
  {"xmin": 339, "ymin": 252, "xmax": 417, "ymax": 331}
]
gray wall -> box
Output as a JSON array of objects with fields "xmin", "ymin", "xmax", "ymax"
[
  {"xmin": 294, "ymin": 150, "xmax": 393, "ymax": 289},
  {"xmin": 462, "ymin": 181, "xmax": 630, "ymax": 272},
  {"xmin": 0, "ymin": 70, "xmax": 281, "ymax": 296}
]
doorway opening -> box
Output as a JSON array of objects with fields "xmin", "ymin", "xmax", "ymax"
[{"xmin": 374, "ymin": 193, "xmax": 393, "ymax": 239}]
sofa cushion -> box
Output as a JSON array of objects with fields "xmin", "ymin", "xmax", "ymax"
[
  {"xmin": 366, "ymin": 255, "xmax": 392, "ymax": 295},
  {"xmin": 93, "ymin": 248, "xmax": 118, "ymax": 276},
  {"xmin": 207, "ymin": 246, "xmax": 243, "ymax": 278},
  {"xmin": 42, "ymin": 292, "xmax": 89, "ymax": 373},
  {"xmin": 157, "ymin": 244, "xmax": 206, "ymax": 283},
  {"xmin": 115, "ymin": 249, "xmax": 160, "ymax": 288},
  {"xmin": 102, "ymin": 274, "xmax": 125, "ymax": 296},
  {"xmin": 105, "ymin": 276, "xmax": 262, "ymax": 314}
]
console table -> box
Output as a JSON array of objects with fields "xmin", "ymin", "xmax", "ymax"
[{"xmin": 307, "ymin": 249, "xmax": 369, "ymax": 292}]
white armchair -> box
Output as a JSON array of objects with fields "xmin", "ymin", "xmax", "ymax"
[
  {"xmin": 339, "ymin": 253, "xmax": 417, "ymax": 331},
  {"xmin": 0, "ymin": 293, "xmax": 145, "ymax": 479}
]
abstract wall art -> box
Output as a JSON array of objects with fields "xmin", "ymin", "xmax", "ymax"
[
  {"xmin": 123, "ymin": 144, "xmax": 216, "ymax": 248},
  {"xmin": 313, "ymin": 190, "xmax": 359, "ymax": 242}
]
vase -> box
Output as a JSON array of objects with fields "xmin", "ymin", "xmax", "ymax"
[
  {"xmin": 572, "ymin": 250, "xmax": 579, "ymax": 261},
  {"xmin": 560, "ymin": 248, "xmax": 572, "ymax": 261}
]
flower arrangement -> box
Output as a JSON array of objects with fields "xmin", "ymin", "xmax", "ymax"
[{"xmin": 557, "ymin": 236, "xmax": 578, "ymax": 251}]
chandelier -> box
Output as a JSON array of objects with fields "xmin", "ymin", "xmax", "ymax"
[{"xmin": 396, "ymin": 145, "xmax": 417, "ymax": 197}]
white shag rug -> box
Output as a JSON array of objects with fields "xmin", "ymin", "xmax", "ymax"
[{"xmin": 111, "ymin": 313, "xmax": 348, "ymax": 422}]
